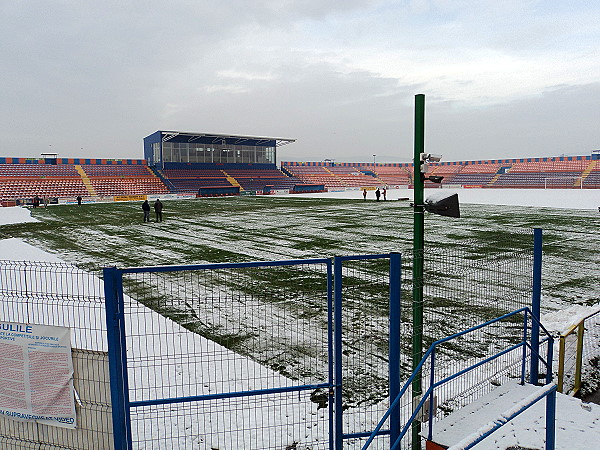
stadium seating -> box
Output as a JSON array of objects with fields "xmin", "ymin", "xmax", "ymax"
[
  {"xmin": 1, "ymin": 155, "xmax": 597, "ymax": 203},
  {"xmin": 284, "ymin": 165, "xmax": 382, "ymax": 188},
  {"xmin": 284, "ymin": 166, "xmax": 346, "ymax": 188},
  {"xmin": 582, "ymin": 172, "xmax": 600, "ymax": 188},
  {"xmin": 0, "ymin": 162, "xmax": 169, "ymax": 201},
  {"xmin": 224, "ymin": 168, "xmax": 303, "ymax": 191},
  {"xmin": 510, "ymin": 159, "xmax": 588, "ymax": 172},
  {"xmin": 450, "ymin": 173, "xmax": 496, "ymax": 185},
  {"xmin": 489, "ymin": 158, "xmax": 589, "ymax": 189},
  {"xmin": 281, "ymin": 159, "xmax": 600, "ymax": 189},
  {"xmin": 370, "ymin": 165, "xmax": 412, "ymax": 186},
  {"xmin": 81, "ymin": 164, "xmax": 169, "ymax": 196},
  {"xmin": 0, "ymin": 164, "xmax": 89, "ymax": 201},
  {"xmin": 460, "ymin": 163, "xmax": 501, "ymax": 173},
  {"xmin": 0, "ymin": 164, "xmax": 80, "ymax": 177},
  {"xmin": 160, "ymin": 165, "xmax": 306, "ymax": 193},
  {"xmin": 161, "ymin": 168, "xmax": 232, "ymax": 192},
  {"xmin": 0, "ymin": 178, "xmax": 89, "ymax": 199}
]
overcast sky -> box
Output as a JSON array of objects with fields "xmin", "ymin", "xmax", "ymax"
[{"xmin": 1, "ymin": 1, "xmax": 599, "ymax": 163}]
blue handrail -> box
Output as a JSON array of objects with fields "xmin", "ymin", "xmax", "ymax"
[{"xmin": 362, "ymin": 307, "xmax": 554, "ymax": 449}]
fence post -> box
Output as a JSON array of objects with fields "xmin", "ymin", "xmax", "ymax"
[
  {"xmin": 530, "ymin": 228, "xmax": 542, "ymax": 384},
  {"xmin": 557, "ymin": 335, "xmax": 565, "ymax": 392},
  {"xmin": 545, "ymin": 387, "xmax": 557, "ymax": 450},
  {"xmin": 574, "ymin": 322, "xmax": 585, "ymax": 395},
  {"xmin": 327, "ymin": 259, "xmax": 335, "ymax": 450},
  {"xmin": 521, "ymin": 309, "xmax": 528, "ymax": 385},
  {"xmin": 389, "ymin": 253, "xmax": 402, "ymax": 446},
  {"xmin": 333, "ymin": 257, "xmax": 343, "ymax": 450},
  {"xmin": 103, "ymin": 267, "xmax": 132, "ymax": 450},
  {"xmin": 412, "ymin": 93, "xmax": 426, "ymax": 450},
  {"xmin": 546, "ymin": 336, "xmax": 554, "ymax": 385}
]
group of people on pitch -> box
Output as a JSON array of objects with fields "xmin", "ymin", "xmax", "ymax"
[
  {"xmin": 363, "ymin": 187, "xmax": 387, "ymax": 201},
  {"xmin": 142, "ymin": 199, "xmax": 163, "ymax": 223}
]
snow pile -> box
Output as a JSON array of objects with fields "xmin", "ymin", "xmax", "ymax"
[
  {"xmin": 542, "ymin": 304, "xmax": 600, "ymax": 334},
  {"xmin": 0, "ymin": 238, "xmax": 62, "ymax": 262},
  {"xmin": 0, "ymin": 206, "xmax": 38, "ymax": 225}
]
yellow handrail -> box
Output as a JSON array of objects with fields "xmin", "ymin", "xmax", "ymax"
[{"xmin": 557, "ymin": 310, "xmax": 600, "ymax": 395}]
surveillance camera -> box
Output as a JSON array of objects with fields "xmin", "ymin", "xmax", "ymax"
[{"xmin": 420, "ymin": 153, "xmax": 442, "ymax": 163}]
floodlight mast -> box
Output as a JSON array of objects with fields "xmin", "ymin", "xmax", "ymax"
[{"xmin": 411, "ymin": 94, "xmax": 426, "ymax": 450}]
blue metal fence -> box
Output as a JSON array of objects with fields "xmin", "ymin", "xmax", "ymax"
[
  {"xmin": 0, "ymin": 260, "xmax": 113, "ymax": 448},
  {"xmin": 104, "ymin": 258, "xmax": 336, "ymax": 449},
  {"xmin": 104, "ymin": 254, "xmax": 404, "ymax": 449},
  {"xmin": 103, "ymin": 232, "xmax": 542, "ymax": 449}
]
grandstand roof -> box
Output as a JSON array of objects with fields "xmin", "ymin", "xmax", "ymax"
[{"xmin": 156, "ymin": 131, "xmax": 296, "ymax": 147}]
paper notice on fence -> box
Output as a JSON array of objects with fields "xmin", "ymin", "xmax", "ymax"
[{"xmin": 0, "ymin": 322, "xmax": 76, "ymax": 429}]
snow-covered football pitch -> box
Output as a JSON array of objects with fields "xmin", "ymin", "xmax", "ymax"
[{"xmin": 1, "ymin": 188, "xmax": 599, "ymax": 448}]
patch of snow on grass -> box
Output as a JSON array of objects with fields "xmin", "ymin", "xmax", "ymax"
[{"xmin": 0, "ymin": 206, "xmax": 38, "ymax": 225}]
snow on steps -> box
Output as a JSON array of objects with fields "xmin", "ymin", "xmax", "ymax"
[{"xmin": 427, "ymin": 382, "xmax": 600, "ymax": 450}]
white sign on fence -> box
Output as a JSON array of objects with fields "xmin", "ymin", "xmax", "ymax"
[{"xmin": 0, "ymin": 322, "xmax": 76, "ymax": 428}]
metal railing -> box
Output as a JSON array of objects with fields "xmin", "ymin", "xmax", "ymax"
[{"xmin": 362, "ymin": 307, "xmax": 554, "ymax": 450}]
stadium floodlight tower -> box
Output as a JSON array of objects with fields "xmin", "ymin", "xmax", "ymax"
[{"xmin": 410, "ymin": 94, "xmax": 460, "ymax": 449}]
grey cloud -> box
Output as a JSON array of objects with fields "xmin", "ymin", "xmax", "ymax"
[
  {"xmin": 169, "ymin": 64, "xmax": 420, "ymax": 163},
  {"xmin": 426, "ymin": 83, "xmax": 600, "ymax": 161},
  {"xmin": 1, "ymin": 1, "xmax": 598, "ymax": 163}
]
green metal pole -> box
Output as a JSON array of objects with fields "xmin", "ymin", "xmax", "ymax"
[{"xmin": 412, "ymin": 94, "xmax": 425, "ymax": 449}]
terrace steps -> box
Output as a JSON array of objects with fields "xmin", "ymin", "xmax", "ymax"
[
  {"xmin": 576, "ymin": 160, "xmax": 597, "ymax": 187},
  {"xmin": 74, "ymin": 165, "xmax": 97, "ymax": 196},
  {"xmin": 221, "ymin": 170, "xmax": 243, "ymax": 190},
  {"xmin": 488, "ymin": 173, "xmax": 502, "ymax": 185},
  {"xmin": 370, "ymin": 172, "xmax": 388, "ymax": 186}
]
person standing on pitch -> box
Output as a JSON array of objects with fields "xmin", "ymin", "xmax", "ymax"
[
  {"xmin": 382, "ymin": 187, "xmax": 387, "ymax": 201},
  {"xmin": 154, "ymin": 198, "xmax": 163, "ymax": 222},
  {"xmin": 142, "ymin": 200, "xmax": 151, "ymax": 222},
  {"xmin": 363, "ymin": 189, "xmax": 367, "ymax": 201},
  {"xmin": 375, "ymin": 188, "xmax": 381, "ymax": 201}
]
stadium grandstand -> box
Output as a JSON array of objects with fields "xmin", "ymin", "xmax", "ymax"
[
  {"xmin": 282, "ymin": 154, "xmax": 600, "ymax": 190},
  {"xmin": 1, "ymin": 131, "xmax": 599, "ymax": 206}
]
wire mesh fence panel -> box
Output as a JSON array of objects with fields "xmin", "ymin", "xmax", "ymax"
[
  {"xmin": 338, "ymin": 255, "xmax": 402, "ymax": 449},
  {"xmin": 422, "ymin": 233, "xmax": 534, "ymax": 348},
  {"xmin": 130, "ymin": 391, "xmax": 329, "ymax": 449},
  {"xmin": 402, "ymin": 231, "xmax": 535, "ymax": 447},
  {"xmin": 119, "ymin": 260, "xmax": 332, "ymax": 449},
  {"xmin": 105, "ymin": 229, "xmax": 538, "ymax": 449},
  {"xmin": 581, "ymin": 311, "xmax": 600, "ymax": 396},
  {"xmin": 0, "ymin": 260, "xmax": 112, "ymax": 449},
  {"xmin": 423, "ymin": 312, "xmax": 533, "ymax": 419},
  {"xmin": 336, "ymin": 232, "xmax": 536, "ymax": 449}
]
